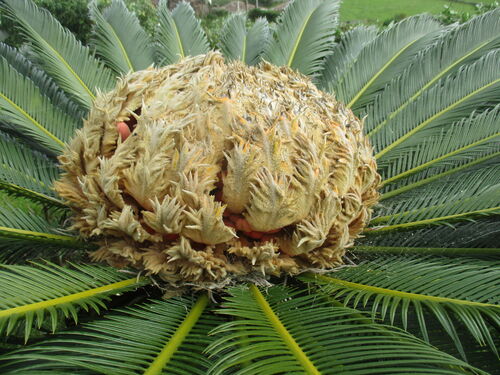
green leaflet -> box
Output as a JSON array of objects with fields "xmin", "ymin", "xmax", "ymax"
[
  {"xmin": 264, "ymin": 0, "xmax": 340, "ymax": 76},
  {"xmin": 0, "ymin": 296, "xmax": 215, "ymax": 375},
  {"xmin": 219, "ymin": 14, "xmax": 270, "ymax": 66},
  {"xmin": 155, "ymin": 0, "xmax": 210, "ymax": 66},
  {"xmin": 1, "ymin": 0, "xmax": 115, "ymax": 108},
  {"xmin": 89, "ymin": 0, "xmax": 154, "ymax": 75},
  {"xmin": 303, "ymin": 255, "xmax": 500, "ymax": 360},
  {"xmin": 0, "ymin": 263, "xmax": 147, "ymax": 342}
]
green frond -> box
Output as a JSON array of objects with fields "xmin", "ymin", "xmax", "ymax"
[
  {"xmin": 219, "ymin": 14, "xmax": 270, "ymax": 66},
  {"xmin": 302, "ymin": 255, "xmax": 500, "ymax": 360},
  {"xmin": 264, "ymin": 0, "xmax": 339, "ymax": 76},
  {"xmin": 155, "ymin": 0, "xmax": 210, "ymax": 66},
  {"xmin": 207, "ymin": 285, "xmax": 483, "ymax": 374},
  {"xmin": 0, "ymin": 262, "xmax": 147, "ymax": 342},
  {"xmin": 317, "ymin": 25, "xmax": 378, "ymax": 88},
  {"xmin": 0, "ymin": 295, "xmax": 217, "ymax": 374},
  {"xmin": 373, "ymin": 49, "xmax": 500, "ymax": 159},
  {"xmin": 0, "ymin": 132, "xmax": 64, "ymax": 207},
  {"xmin": 352, "ymin": 245, "xmax": 500, "ymax": 257},
  {"xmin": 1, "ymin": 0, "xmax": 115, "ymax": 108},
  {"xmin": 366, "ymin": 8, "xmax": 500, "ymax": 137},
  {"xmin": 321, "ymin": 15, "xmax": 442, "ymax": 110},
  {"xmin": 379, "ymin": 106, "xmax": 500, "ymax": 198},
  {"xmin": 0, "ymin": 203, "xmax": 83, "ymax": 248},
  {"xmin": 359, "ymin": 216, "xmax": 500, "ymax": 249},
  {"xmin": 381, "ymin": 153, "xmax": 500, "ymax": 201},
  {"xmin": 89, "ymin": 0, "xmax": 154, "ymax": 75},
  {"xmin": 0, "ymin": 43, "xmax": 86, "ymax": 124},
  {"xmin": 0, "ymin": 54, "xmax": 79, "ymax": 155},
  {"xmin": 368, "ymin": 163, "xmax": 500, "ymax": 231}
]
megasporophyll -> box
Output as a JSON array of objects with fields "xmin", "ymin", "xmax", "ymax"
[{"xmin": 55, "ymin": 52, "xmax": 380, "ymax": 287}]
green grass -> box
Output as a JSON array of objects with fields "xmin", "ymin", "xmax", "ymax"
[{"xmin": 339, "ymin": 0, "xmax": 496, "ymax": 24}]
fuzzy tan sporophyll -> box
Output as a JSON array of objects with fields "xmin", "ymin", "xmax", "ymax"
[{"xmin": 55, "ymin": 52, "xmax": 380, "ymax": 287}]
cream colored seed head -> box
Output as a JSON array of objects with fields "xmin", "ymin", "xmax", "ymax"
[{"xmin": 55, "ymin": 52, "xmax": 380, "ymax": 288}]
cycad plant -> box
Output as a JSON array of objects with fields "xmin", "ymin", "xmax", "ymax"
[{"xmin": 0, "ymin": 0, "xmax": 499, "ymax": 374}]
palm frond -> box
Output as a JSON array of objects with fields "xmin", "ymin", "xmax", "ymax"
[
  {"xmin": 207, "ymin": 285, "xmax": 483, "ymax": 374},
  {"xmin": 379, "ymin": 106, "xmax": 500, "ymax": 199},
  {"xmin": 369, "ymin": 163, "xmax": 500, "ymax": 231},
  {"xmin": 0, "ymin": 296, "xmax": 217, "ymax": 374},
  {"xmin": 155, "ymin": 0, "xmax": 210, "ymax": 66},
  {"xmin": 0, "ymin": 43, "xmax": 85, "ymax": 124},
  {"xmin": 89, "ymin": 0, "xmax": 154, "ymax": 75},
  {"xmin": 1, "ymin": 0, "xmax": 115, "ymax": 109},
  {"xmin": 264, "ymin": 0, "xmax": 339, "ymax": 76},
  {"xmin": 317, "ymin": 25, "xmax": 377, "ymax": 89},
  {"xmin": 360, "ymin": 216, "xmax": 500, "ymax": 249},
  {"xmin": 0, "ymin": 203, "xmax": 83, "ymax": 249},
  {"xmin": 302, "ymin": 255, "xmax": 500, "ymax": 360},
  {"xmin": 0, "ymin": 262, "xmax": 147, "ymax": 342},
  {"xmin": 352, "ymin": 245, "xmax": 500, "ymax": 257},
  {"xmin": 373, "ymin": 49, "xmax": 500, "ymax": 160},
  {"xmin": 0, "ymin": 54, "xmax": 79, "ymax": 155},
  {"xmin": 219, "ymin": 14, "xmax": 270, "ymax": 66},
  {"xmin": 0, "ymin": 132, "xmax": 63, "ymax": 207},
  {"xmin": 321, "ymin": 15, "xmax": 442, "ymax": 110},
  {"xmin": 366, "ymin": 8, "xmax": 500, "ymax": 137}
]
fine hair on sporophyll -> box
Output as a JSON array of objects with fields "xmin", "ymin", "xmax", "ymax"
[{"xmin": 55, "ymin": 52, "xmax": 380, "ymax": 288}]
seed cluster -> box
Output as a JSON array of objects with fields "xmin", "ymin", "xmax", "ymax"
[{"xmin": 55, "ymin": 53, "xmax": 380, "ymax": 287}]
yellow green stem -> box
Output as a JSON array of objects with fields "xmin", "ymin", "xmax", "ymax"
[
  {"xmin": 143, "ymin": 293, "xmax": 208, "ymax": 375},
  {"xmin": 310, "ymin": 274, "xmax": 500, "ymax": 308},
  {"xmin": 250, "ymin": 284, "xmax": 321, "ymax": 375},
  {"xmin": 0, "ymin": 277, "xmax": 144, "ymax": 318}
]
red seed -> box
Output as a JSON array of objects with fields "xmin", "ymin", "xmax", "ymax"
[
  {"xmin": 266, "ymin": 228, "xmax": 281, "ymax": 234},
  {"xmin": 246, "ymin": 231, "xmax": 264, "ymax": 239},
  {"xmin": 235, "ymin": 217, "xmax": 253, "ymax": 232},
  {"xmin": 261, "ymin": 234, "xmax": 274, "ymax": 242},
  {"xmin": 163, "ymin": 233, "xmax": 179, "ymax": 241},
  {"xmin": 116, "ymin": 122, "xmax": 131, "ymax": 141}
]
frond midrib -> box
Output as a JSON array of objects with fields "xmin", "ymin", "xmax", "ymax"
[
  {"xmin": 353, "ymin": 245, "xmax": 500, "ymax": 256},
  {"xmin": 308, "ymin": 274, "xmax": 499, "ymax": 308},
  {"xmin": 0, "ymin": 226, "xmax": 81, "ymax": 245},
  {"xmin": 380, "ymin": 151, "xmax": 500, "ymax": 200},
  {"xmin": 368, "ymin": 37, "xmax": 497, "ymax": 137},
  {"xmin": 375, "ymin": 78, "xmax": 500, "ymax": 159},
  {"xmin": 347, "ymin": 37, "xmax": 419, "ymax": 108},
  {"xmin": 0, "ymin": 91, "xmax": 64, "ymax": 149},
  {"xmin": 249, "ymin": 284, "xmax": 321, "ymax": 375},
  {"xmin": 286, "ymin": 9, "xmax": 315, "ymax": 68},
  {"xmin": 104, "ymin": 20, "xmax": 134, "ymax": 72},
  {"xmin": 0, "ymin": 277, "xmax": 145, "ymax": 318},
  {"xmin": 143, "ymin": 294, "xmax": 208, "ymax": 375},
  {"xmin": 380, "ymin": 132, "xmax": 500, "ymax": 187},
  {"xmin": 0, "ymin": 180, "xmax": 65, "ymax": 207},
  {"xmin": 366, "ymin": 206, "xmax": 500, "ymax": 232}
]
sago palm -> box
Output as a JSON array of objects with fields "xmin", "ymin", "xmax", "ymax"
[{"xmin": 0, "ymin": 0, "xmax": 499, "ymax": 373}]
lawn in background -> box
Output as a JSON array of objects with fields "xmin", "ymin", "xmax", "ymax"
[{"xmin": 340, "ymin": 0, "xmax": 497, "ymax": 23}]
